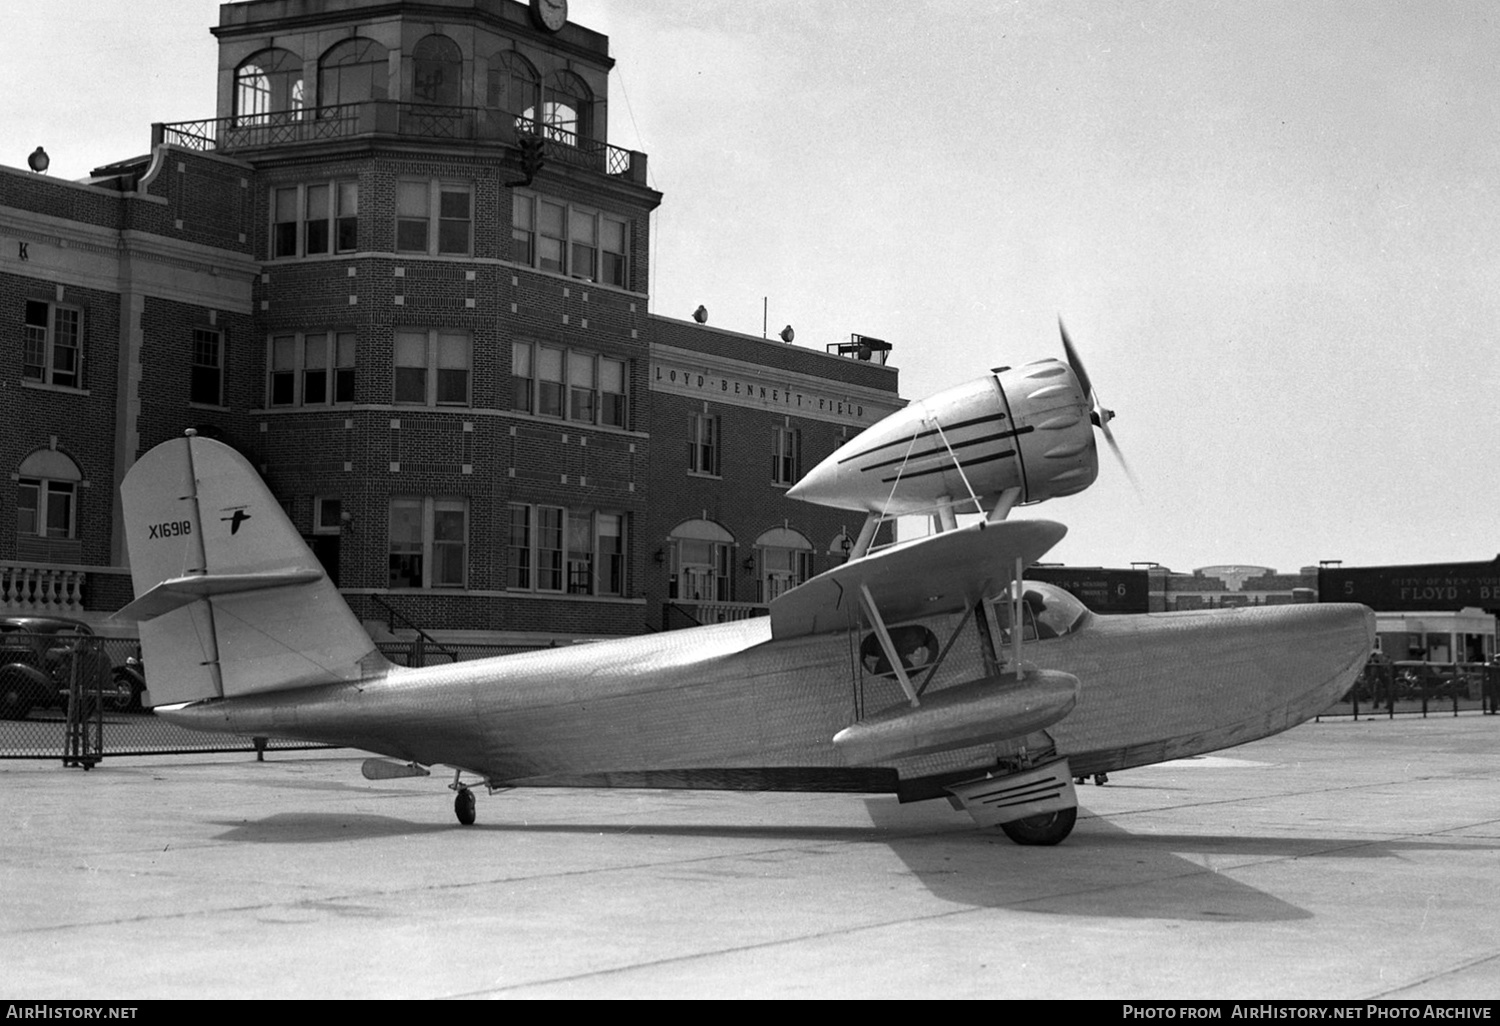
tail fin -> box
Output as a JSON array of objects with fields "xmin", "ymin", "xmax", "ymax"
[{"xmin": 119, "ymin": 433, "xmax": 388, "ymax": 707}]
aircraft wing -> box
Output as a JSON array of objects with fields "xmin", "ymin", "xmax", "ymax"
[{"xmin": 769, "ymin": 518, "xmax": 1067, "ymax": 640}]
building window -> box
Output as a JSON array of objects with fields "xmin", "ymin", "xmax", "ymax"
[
  {"xmin": 512, "ymin": 342, "xmax": 628, "ymax": 428},
  {"xmin": 570, "ymin": 212, "xmax": 597, "ymax": 282},
  {"xmin": 771, "ymin": 425, "xmax": 800, "ymax": 486},
  {"xmin": 756, "ymin": 528, "xmax": 814, "ymax": 603},
  {"xmin": 508, "ymin": 505, "xmax": 626, "ymax": 596},
  {"xmin": 313, "ymin": 497, "xmax": 343, "ymax": 534},
  {"xmin": 512, "ymin": 191, "xmax": 628, "ymax": 285},
  {"xmin": 512, "ymin": 194, "xmax": 535, "ymax": 265},
  {"xmin": 271, "ymin": 181, "xmax": 358, "ymax": 259},
  {"xmin": 689, "ymin": 413, "xmax": 719, "ymax": 476},
  {"xmin": 507, "ymin": 503, "xmax": 532, "ymax": 589},
  {"xmin": 16, "ymin": 449, "xmax": 83, "ymax": 562},
  {"xmin": 536, "ymin": 505, "xmax": 564, "ymax": 592},
  {"xmin": 397, "ymin": 180, "xmax": 472, "ymax": 255},
  {"xmin": 601, "ymin": 217, "xmax": 627, "ymax": 288},
  {"xmin": 191, "ymin": 329, "xmax": 224, "ymax": 406},
  {"xmin": 568, "ymin": 351, "xmax": 596, "ymax": 424},
  {"xmin": 600, "ymin": 358, "xmax": 627, "ymax": 428},
  {"xmin": 389, "ymin": 497, "xmax": 467, "ymax": 589},
  {"xmin": 267, "ymin": 331, "xmax": 355, "ymax": 406},
  {"xmin": 412, "ymin": 34, "xmax": 462, "ymax": 107},
  {"xmin": 597, "ymin": 513, "xmax": 625, "ymax": 597},
  {"xmin": 22, "ymin": 301, "xmax": 81, "ymax": 389},
  {"xmin": 510, "ymin": 343, "xmax": 533, "ymax": 414},
  {"xmin": 488, "ymin": 51, "xmax": 540, "ymax": 119},
  {"xmin": 542, "ymin": 70, "xmax": 592, "ymax": 145},
  {"xmin": 394, "ymin": 329, "xmax": 469, "ymax": 406},
  {"xmin": 235, "ymin": 48, "xmax": 303, "ymax": 122},
  {"xmin": 667, "ymin": 529, "xmax": 732, "ymax": 603},
  {"xmin": 538, "ymin": 200, "xmax": 565, "ymax": 272},
  {"xmin": 319, "ymin": 38, "xmax": 388, "ymax": 108},
  {"xmin": 17, "ymin": 479, "xmax": 75, "ymax": 542}
]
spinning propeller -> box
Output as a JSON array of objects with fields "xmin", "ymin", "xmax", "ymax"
[{"xmin": 1058, "ymin": 317, "xmax": 1139, "ymax": 493}]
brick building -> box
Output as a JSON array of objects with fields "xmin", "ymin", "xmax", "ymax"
[{"xmin": 0, "ymin": 0, "xmax": 905, "ymax": 645}]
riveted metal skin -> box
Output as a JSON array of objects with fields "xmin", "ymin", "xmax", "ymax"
[{"xmin": 159, "ymin": 602, "xmax": 1374, "ymax": 795}]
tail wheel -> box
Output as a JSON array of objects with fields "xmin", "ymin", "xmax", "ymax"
[
  {"xmin": 1000, "ymin": 807, "xmax": 1077, "ymax": 846},
  {"xmin": 454, "ymin": 787, "xmax": 477, "ymax": 826}
]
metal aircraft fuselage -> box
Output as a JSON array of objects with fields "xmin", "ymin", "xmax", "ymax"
[
  {"xmin": 162, "ymin": 599, "xmax": 1373, "ymax": 796},
  {"xmin": 126, "ymin": 333, "xmax": 1375, "ymax": 841}
]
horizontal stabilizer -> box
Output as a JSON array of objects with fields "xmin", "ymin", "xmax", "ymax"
[
  {"xmin": 361, "ymin": 759, "xmax": 432, "ymax": 781},
  {"xmin": 770, "ymin": 519, "xmax": 1066, "ymax": 640},
  {"xmin": 833, "ymin": 670, "xmax": 1079, "ymax": 765},
  {"xmin": 114, "ymin": 570, "xmax": 324, "ymax": 623}
]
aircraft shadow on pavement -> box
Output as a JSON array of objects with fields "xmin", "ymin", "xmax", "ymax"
[
  {"xmin": 864, "ymin": 798, "xmax": 1500, "ymax": 924},
  {"xmin": 209, "ymin": 793, "xmax": 1498, "ymax": 927},
  {"xmin": 212, "ymin": 804, "xmax": 1316, "ymax": 924}
]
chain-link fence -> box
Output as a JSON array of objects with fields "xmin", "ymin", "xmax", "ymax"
[{"xmin": 0, "ymin": 633, "xmax": 549, "ymax": 762}]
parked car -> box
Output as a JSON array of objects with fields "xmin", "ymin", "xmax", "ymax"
[{"xmin": 0, "ymin": 616, "xmax": 127, "ymax": 719}]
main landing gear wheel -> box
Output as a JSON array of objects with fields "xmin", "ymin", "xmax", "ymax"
[
  {"xmin": 1000, "ymin": 807, "xmax": 1077, "ymax": 846},
  {"xmin": 454, "ymin": 786, "xmax": 476, "ymax": 826}
]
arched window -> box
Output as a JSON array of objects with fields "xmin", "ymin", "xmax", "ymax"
[
  {"xmin": 667, "ymin": 519, "xmax": 734, "ymax": 603},
  {"xmin": 412, "ymin": 34, "xmax": 462, "ymax": 107},
  {"xmin": 235, "ymin": 48, "xmax": 304, "ymax": 122},
  {"xmin": 319, "ymin": 38, "xmax": 389, "ymax": 108},
  {"xmin": 487, "ymin": 50, "xmax": 539, "ymax": 120},
  {"xmin": 754, "ymin": 528, "xmax": 813, "ymax": 602},
  {"xmin": 17, "ymin": 448, "xmax": 83, "ymax": 562},
  {"xmin": 542, "ymin": 70, "xmax": 592, "ymax": 144}
]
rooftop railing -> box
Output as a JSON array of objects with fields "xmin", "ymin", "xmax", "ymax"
[{"xmin": 154, "ymin": 103, "xmax": 644, "ymax": 181}]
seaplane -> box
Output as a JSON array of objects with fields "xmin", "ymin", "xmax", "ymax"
[{"xmin": 117, "ymin": 323, "xmax": 1374, "ymax": 845}]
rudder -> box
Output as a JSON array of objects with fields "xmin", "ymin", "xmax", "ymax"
[{"xmin": 120, "ymin": 433, "xmax": 387, "ymax": 706}]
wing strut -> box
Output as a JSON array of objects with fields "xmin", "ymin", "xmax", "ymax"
[
  {"xmin": 1010, "ymin": 556, "xmax": 1025, "ymax": 679},
  {"xmin": 858, "ymin": 583, "xmax": 920, "ymax": 707},
  {"xmin": 927, "ymin": 413, "xmax": 986, "ymax": 520},
  {"xmin": 848, "ymin": 512, "xmax": 881, "ymax": 561}
]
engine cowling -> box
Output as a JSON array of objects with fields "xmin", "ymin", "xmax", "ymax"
[{"xmin": 786, "ymin": 359, "xmax": 1098, "ymax": 515}]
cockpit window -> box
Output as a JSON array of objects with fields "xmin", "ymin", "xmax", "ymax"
[
  {"xmin": 993, "ymin": 581, "xmax": 1092, "ymax": 641},
  {"xmin": 860, "ymin": 624, "xmax": 939, "ymax": 677}
]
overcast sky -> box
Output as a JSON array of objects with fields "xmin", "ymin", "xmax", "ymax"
[{"xmin": 5, "ymin": 1, "xmax": 1497, "ymax": 575}]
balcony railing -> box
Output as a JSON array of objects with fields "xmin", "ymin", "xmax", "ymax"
[
  {"xmin": 664, "ymin": 600, "xmax": 768, "ymax": 631},
  {"xmin": 1, "ymin": 563, "xmax": 87, "ymax": 615},
  {"xmin": 154, "ymin": 103, "xmax": 644, "ymax": 181}
]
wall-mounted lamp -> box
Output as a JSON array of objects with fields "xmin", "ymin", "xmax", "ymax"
[
  {"xmin": 779, "ymin": 325, "xmax": 795, "ymax": 344},
  {"xmin": 653, "ymin": 548, "xmax": 665, "ymax": 564},
  {"xmin": 27, "ymin": 147, "xmax": 49, "ymax": 174},
  {"xmin": 692, "ymin": 305, "xmax": 708, "ymax": 324},
  {"xmin": 742, "ymin": 556, "xmax": 756, "ymax": 571}
]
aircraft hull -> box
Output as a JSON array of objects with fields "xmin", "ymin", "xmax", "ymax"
[{"xmin": 158, "ymin": 602, "xmax": 1374, "ymax": 796}]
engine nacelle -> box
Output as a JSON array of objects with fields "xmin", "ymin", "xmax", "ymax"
[{"xmin": 787, "ymin": 359, "xmax": 1098, "ymax": 515}]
